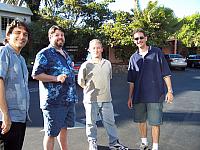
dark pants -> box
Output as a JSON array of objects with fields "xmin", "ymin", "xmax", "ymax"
[{"xmin": 0, "ymin": 122, "xmax": 26, "ymax": 150}]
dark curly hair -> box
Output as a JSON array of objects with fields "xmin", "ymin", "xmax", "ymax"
[{"xmin": 4, "ymin": 19, "xmax": 30, "ymax": 44}]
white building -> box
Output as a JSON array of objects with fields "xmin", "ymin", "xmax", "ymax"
[{"xmin": 0, "ymin": 2, "xmax": 33, "ymax": 45}]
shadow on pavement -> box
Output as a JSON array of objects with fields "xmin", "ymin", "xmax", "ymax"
[
  {"xmin": 163, "ymin": 112, "xmax": 200, "ymax": 124},
  {"xmin": 98, "ymin": 145, "xmax": 138, "ymax": 150},
  {"xmin": 27, "ymin": 71, "xmax": 200, "ymax": 128}
]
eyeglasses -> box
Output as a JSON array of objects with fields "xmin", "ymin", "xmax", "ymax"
[{"xmin": 134, "ymin": 36, "xmax": 145, "ymax": 41}]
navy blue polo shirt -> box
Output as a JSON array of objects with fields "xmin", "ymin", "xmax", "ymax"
[{"xmin": 127, "ymin": 46, "xmax": 171, "ymax": 103}]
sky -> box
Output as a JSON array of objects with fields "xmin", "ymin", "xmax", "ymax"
[{"xmin": 101, "ymin": 0, "xmax": 200, "ymax": 18}]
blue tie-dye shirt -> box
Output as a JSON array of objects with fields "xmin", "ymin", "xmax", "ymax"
[{"xmin": 32, "ymin": 45, "xmax": 78, "ymax": 109}]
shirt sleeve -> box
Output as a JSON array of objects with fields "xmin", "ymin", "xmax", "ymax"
[
  {"xmin": 127, "ymin": 56, "xmax": 137, "ymax": 83},
  {"xmin": 0, "ymin": 48, "xmax": 9, "ymax": 80},
  {"xmin": 77, "ymin": 63, "xmax": 86, "ymax": 88},
  {"xmin": 160, "ymin": 51, "xmax": 172, "ymax": 77},
  {"xmin": 32, "ymin": 52, "xmax": 48, "ymax": 76},
  {"xmin": 108, "ymin": 60, "xmax": 112, "ymax": 79}
]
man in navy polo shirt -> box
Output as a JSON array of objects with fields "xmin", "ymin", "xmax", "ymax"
[{"xmin": 127, "ymin": 28, "xmax": 174, "ymax": 150}]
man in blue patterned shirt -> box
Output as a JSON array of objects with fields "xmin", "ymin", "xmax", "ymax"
[
  {"xmin": 0, "ymin": 19, "xmax": 30, "ymax": 150},
  {"xmin": 32, "ymin": 25, "xmax": 78, "ymax": 150}
]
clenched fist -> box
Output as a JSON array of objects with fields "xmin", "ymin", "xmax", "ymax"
[{"xmin": 56, "ymin": 74, "xmax": 67, "ymax": 83}]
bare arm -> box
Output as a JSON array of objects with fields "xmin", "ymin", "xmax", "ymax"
[
  {"xmin": 163, "ymin": 75, "xmax": 174, "ymax": 104},
  {"xmin": 32, "ymin": 73, "xmax": 67, "ymax": 83},
  {"xmin": 0, "ymin": 78, "xmax": 11, "ymax": 134},
  {"xmin": 128, "ymin": 82, "xmax": 134, "ymax": 109}
]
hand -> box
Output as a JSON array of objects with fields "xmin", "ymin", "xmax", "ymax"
[
  {"xmin": 165, "ymin": 92, "xmax": 174, "ymax": 104},
  {"xmin": 1, "ymin": 114, "xmax": 11, "ymax": 134},
  {"xmin": 128, "ymin": 98, "xmax": 133, "ymax": 109},
  {"xmin": 71, "ymin": 62, "xmax": 74, "ymax": 67},
  {"xmin": 56, "ymin": 74, "xmax": 67, "ymax": 83}
]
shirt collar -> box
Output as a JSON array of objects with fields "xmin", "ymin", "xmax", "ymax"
[
  {"xmin": 48, "ymin": 44, "xmax": 56, "ymax": 51},
  {"xmin": 48, "ymin": 44, "xmax": 67, "ymax": 53},
  {"xmin": 88, "ymin": 58, "xmax": 106, "ymax": 65},
  {"xmin": 136, "ymin": 46, "xmax": 152, "ymax": 54},
  {"xmin": 5, "ymin": 43, "xmax": 20, "ymax": 55}
]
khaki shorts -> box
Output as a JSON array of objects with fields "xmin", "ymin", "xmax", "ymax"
[{"xmin": 133, "ymin": 103, "xmax": 163, "ymax": 125}]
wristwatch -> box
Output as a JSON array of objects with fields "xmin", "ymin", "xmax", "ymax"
[{"xmin": 168, "ymin": 89, "xmax": 173, "ymax": 93}]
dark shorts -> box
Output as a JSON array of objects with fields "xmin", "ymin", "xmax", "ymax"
[
  {"xmin": 133, "ymin": 103, "xmax": 163, "ymax": 125},
  {"xmin": 0, "ymin": 122, "xmax": 26, "ymax": 150},
  {"xmin": 42, "ymin": 102, "xmax": 75, "ymax": 137}
]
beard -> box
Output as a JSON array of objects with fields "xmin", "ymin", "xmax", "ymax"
[{"xmin": 54, "ymin": 39, "xmax": 64, "ymax": 49}]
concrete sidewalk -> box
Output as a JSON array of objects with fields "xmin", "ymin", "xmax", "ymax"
[{"xmin": 23, "ymin": 70, "xmax": 200, "ymax": 150}]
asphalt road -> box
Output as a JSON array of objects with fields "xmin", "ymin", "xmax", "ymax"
[{"xmin": 23, "ymin": 68, "xmax": 200, "ymax": 150}]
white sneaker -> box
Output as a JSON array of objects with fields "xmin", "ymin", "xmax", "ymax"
[
  {"xmin": 109, "ymin": 140, "xmax": 128, "ymax": 150},
  {"xmin": 89, "ymin": 140, "xmax": 98, "ymax": 150},
  {"xmin": 139, "ymin": 143, "xmax": 149, "ymax": 150}
]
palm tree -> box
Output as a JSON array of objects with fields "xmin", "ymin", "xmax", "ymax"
[
  {"xmin": 133, "ymin": 0, "xmax": 141, "ymax": 11},
  {"xmin": 132, "ymin": 0, "xmax": 142, "ymax": 19}
]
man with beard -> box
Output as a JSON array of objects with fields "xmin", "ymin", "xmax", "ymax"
[
  {"xmin": 0, "ymin": 19, "xmax": 30, "ymax": 150},
  {"xmin": 32, "ymin": 25, "xmax": 78, "ymax": 150}
]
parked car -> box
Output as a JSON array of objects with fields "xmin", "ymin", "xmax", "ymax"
[
  {"xmin": 164, "ymin": 54, "xmax": 187, "ymax": 70},
  {"xmin": 68, "ymin": 53, "xmax": 82, "ymax": 80},
  {"xmin": 186, "ymin": 54, "xmax": 200, "ymax": 68},
  {"xmin": 27, "ymin": 59, "xmax": 34, "ymax": 80},
  {"xmin": 73, "ymin": 62, "xmax": 82, "ymax": 79}
]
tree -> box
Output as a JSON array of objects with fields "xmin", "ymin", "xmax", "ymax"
[
  {"xmin": 131, "ymin": 1, "xmax": 181, "ymax": 47},
  {"xmin": 101, "ymin": 11, "xmax": 134, "ymax": 47},
  {"xmin": 101, "ymin": 1, "xmax": 181, "ymax": 61},
  {"xmin": 28, "ymin": 0, "xmax": 114, "ymax": 61},
  {"xmin": 32, "ymin": 0, "xmax": 114, "ymax": 28},
  {"xmin": 24, "ymin": 0, "xmax": 41, "ymax": 20},
  {"xmin": 177, "ymin": 13, "xmax": 200, "ymax": 49}
]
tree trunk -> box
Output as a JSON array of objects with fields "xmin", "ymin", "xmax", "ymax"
[{"xmin": 25, "ymin": 0, "xmax": 41, "ymax": 20}]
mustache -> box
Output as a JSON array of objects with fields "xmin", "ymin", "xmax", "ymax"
[{"xmin": 57, "ymin": 38, "xmax": 64, "ymax": 42}]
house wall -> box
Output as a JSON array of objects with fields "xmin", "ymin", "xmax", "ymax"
[
  {"xmin": 0, "ymin": 14, "xmax": 31, "ymax": 44},
  {"xmin": 0, "ymin": 3, "xmax": 32, "ymax": 44},
  {"xmin": 162, "ymin": 47, "xmax": 174, "ymax": 54},
  {"xmin": 108, "ymin": 47, "xmax": 129, "ymax": 73},
  {"xmin": 109, "ymin": 47, "xmax": 124, "ymax": 64}
]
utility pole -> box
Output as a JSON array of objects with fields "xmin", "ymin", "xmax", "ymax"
[{"xmin": 133, "ymin": 0, "xmax": 140, "ymax": 11}]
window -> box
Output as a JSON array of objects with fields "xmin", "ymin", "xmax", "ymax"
[{"xmin": 1, "ymin": 17, "xmax": 14, "ymax": 30}]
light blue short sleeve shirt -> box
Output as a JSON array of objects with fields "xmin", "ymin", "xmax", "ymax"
[{"xmin": 0, "ymin": 44, "xmax": 30, "ymax": 123}]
